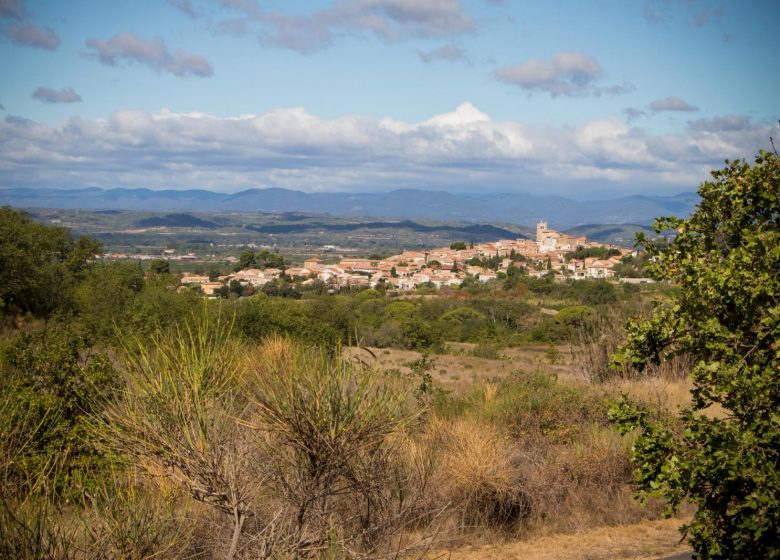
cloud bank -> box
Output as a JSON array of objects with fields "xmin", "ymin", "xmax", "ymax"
[
  {"xmin": 212, "ymin": 0, "xmax": 475, "ymax": 54},
  {"xmin": 0, "ymin": 103, "xmax": 771, "ymax": 194}
]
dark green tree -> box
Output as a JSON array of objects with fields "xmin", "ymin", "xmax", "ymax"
[
  {"xmin": 74, "ymin": 262, "xmax": 145, "ymax": 340},
  {"xmin": 610, "ymin": 152, "xmax": 780, "ymax": 559},
  {"xmin": 228, "ymin": 279, "xmax": 243, "ymax": 297},
  {"xmin": 208, "ymin": 266, "xmax": 222, "ymax": 281},
  {"xmin": 503, "ymin": 263, "xmax": 527, "ymax": 290},
  {"xmin": 0, "ymin": 207, "xmax": 101, "ymax": 316},
  {"xmin": 66, "ymin": 235, "xmax": 103, "ymax": 277},
  {"xmin": 449, "ymin": 241, "xmax": 467, "ymax": 251},
  {"xmin": 579, "ymin": 280, "xmax": 617, "ymax": 305},
  {"xmin": 256, "ymin": 249, "xmax": 284, "ymax": 269},
  {"xmin": 128, "ymin": 277, "xmax": 200, "ymax": 334},
  {"xmin": 235, "ymin": 249, "xmax": 256, "ymax": 271},
  {"xmin": 565, "ymin": 246, "xmax": 621, "ymax": 261},
  {"xmin": 149, "ymin": 258, "xmax": 170, "ymax": 275}
]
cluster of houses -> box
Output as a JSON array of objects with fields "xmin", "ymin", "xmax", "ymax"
[{"xmin": 180, "ymin": 221, "xmax": 633, "ymax": 295}]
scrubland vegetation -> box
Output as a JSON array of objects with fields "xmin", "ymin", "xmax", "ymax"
[
  {"xmin": 0, "ymin": 206, "xmax": 676, "ymax": 559},
  {"xmin": 1, "ymin": 319, "xmax": 673, "ymax": 559},
  {"xmin": 1, "ymin": 153, "xmax": 777, "ymax": 559}
]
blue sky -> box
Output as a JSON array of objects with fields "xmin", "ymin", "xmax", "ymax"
[{"xmin": 0, "ymin": 0, "xmax": 777, "ymax": 197}]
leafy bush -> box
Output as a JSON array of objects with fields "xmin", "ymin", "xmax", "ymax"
[
  {"xmin": 74, "ymin": 262, "xmax": 145, "ymax": 340},
  {"xmin": 0, "ymin": 324, "xmax": 119, "ymax": 498}
]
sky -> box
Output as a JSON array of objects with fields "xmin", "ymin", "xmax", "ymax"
[{"xmin": 0, "ymin": 0, "xmax": 778, "ymax": 198}]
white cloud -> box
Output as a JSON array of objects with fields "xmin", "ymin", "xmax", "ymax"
[
  {"xmin": 649, "ymin": 96, "xmax": 699, "ymax": 112},
  {"xmin": 421, "ymin": 101, "xmax": 489, "ymax": 126},
  {"xmin": 7, "ymin": 23, "xmax": 60, "ymax": 49},
  {"xmin": 416, "ymin": 43, "xmax": 467, "ymax": 63},
  {"xmin": 495, "ymin": 52, "xmax": 633, "ymax": 98},
  {"xmin": 0, "ymin": 104, "xmax": 772, "ymax": 194},
  {"xmin": 85, "ymin": 32, "xmax": 213, "ymax": 77},
  {"xmin": 31, "ymin": 86, "xmax": 82, "ymax": 103}
]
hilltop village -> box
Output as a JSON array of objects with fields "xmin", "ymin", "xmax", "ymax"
[{"xmin": 180, "ymin": 221, "xmax": 635, "ymax": 296}]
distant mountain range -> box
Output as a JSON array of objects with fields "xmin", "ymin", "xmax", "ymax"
[{"xmin": 0, "ymin": 187, "xmax": 699, "ymax": 230}]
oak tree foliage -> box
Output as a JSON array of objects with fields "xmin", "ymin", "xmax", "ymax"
[{"xmin": 610, "ymin": 152, "xmax": 780, "ymax": 558}]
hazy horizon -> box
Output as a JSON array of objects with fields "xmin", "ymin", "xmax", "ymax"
[{"xmin": 0, "ymin": 183, "xmax": 699, "ymax": 200}]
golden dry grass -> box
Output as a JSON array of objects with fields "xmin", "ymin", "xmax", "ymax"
[
  {"xmin": 348, "ymin": 343, "xmax": 699, "ymax": 415},
  {"xmin": 421, "ymin": 417, "xmax": 524, "ymax": 529}
]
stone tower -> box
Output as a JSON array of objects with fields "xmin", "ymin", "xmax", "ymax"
[{"xmin": 536, "ymin": 220, "xmax": 548, "ymax": 242}]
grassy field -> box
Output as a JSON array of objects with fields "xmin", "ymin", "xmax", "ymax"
[
  {"xmin": 348, "ymin": 343, "xmax": 693, "ymax": 413},
  {"xmin": 344, "ymin": 341, "xmax": 696, "ymax": 558}
]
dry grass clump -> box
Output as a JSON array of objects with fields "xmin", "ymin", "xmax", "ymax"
[
  {"xmin": 423, "ymin": 416, "xmax": 527, "ymax": 530},
  {"xmin": 238, "ymin": 336, "xmax": 429, "ymax": 558},
  {"xmin": 515, "ymin": 427, "xmax": 663, "ymax": 536}
]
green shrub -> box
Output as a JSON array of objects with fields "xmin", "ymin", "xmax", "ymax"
[
  {"xmin": 469, "ymin": 342, "xmax": 501, "ymax": 359},
  {"xmin": 0, "ymin": 324, "xmax": 119, "ymax": 498},
  {"xmin": 435, "ymin": 370, "xmax": 611, "ymax": 444}
]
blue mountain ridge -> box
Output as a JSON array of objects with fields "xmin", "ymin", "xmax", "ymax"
[{"xmin": 0, "ymin": 187, "xmax": 698, "ymax": 230}]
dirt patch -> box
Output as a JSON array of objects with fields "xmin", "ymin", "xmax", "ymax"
[{"xmin": 435, "ymin": 518, "xmax": 691, "ymax": 560}]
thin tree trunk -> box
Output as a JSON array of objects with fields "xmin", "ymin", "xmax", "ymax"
[{"xmin": 226, "ymin": 507, "xmax": 245, "ymax": 560}]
